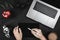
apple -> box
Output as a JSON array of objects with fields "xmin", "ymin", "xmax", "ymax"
[{"xmin": 2, "ymin": 10, "xmax": 11, "ymax": 19}]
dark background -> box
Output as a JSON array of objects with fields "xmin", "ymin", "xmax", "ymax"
[{"xmin": 0, "ymin": 0, "xmax": 60, "ymax": 40}]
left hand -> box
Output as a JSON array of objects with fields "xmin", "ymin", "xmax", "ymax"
[{"xmin": 13, "ymin": 26, "xmax": 22, "ymax": 40}]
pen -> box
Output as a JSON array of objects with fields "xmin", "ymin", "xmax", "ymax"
[{"xmin": 28, "ymin": 28, "xmax": 37, "ymax": 32}]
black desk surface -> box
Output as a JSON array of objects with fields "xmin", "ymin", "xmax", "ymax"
[{"xmin": 0, "ymin": 0, "xmax": 60, "ymax": 40}]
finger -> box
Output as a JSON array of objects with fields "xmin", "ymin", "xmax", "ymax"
[
  {"xmin": 13, "ymin": 26, "xmax": 19, "ymax": 33},
  {"xmin": 31, "ymin": 30, "xmax": 39, "ymax": 37},
  {"xmin": 31, "ymin": 30, "xmax": 36, "ymax": 34},
  {"xmin": 15, "ymin": 26, "xmax": 19, "ymax": 32},
  {"xmin": 16, "ymin": 26, "xmax": 19, "ymax": 29},
  {"xmin": 32, "ymin": 28, "xmax": 41, "ymax": 33},
  {"xmin": 19, "ymin": 28, "xmax": 22, "ymax": 34},
  {"xmin": 32, "ymin": 28, "xmax": 39, "ymax": 32},
  {"xmin": 32, "ymin": 28, "xmax": 39, "ymax": 31},
  {"xmin": 13, "ymin": 27, "xmax": 17, "ymax": 33}
]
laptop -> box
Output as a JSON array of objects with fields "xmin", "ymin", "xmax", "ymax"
[{"xmin": 26, "ymin": 0, "xmax": 60, "ymax": 29}]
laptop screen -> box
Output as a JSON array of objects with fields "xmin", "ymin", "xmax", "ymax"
[{"xmin": 33, "ymin": 1, "xmax": 57, "ymax": 18}]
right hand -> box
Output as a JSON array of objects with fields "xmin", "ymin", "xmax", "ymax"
[{"xmin": 31, "ymin": 28, "xmax": 46, "ymax": 40}]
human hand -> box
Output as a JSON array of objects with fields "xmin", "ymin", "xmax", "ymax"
[
  {"xmin": 29, "ymin": 28, "xmax": 46, "ymax": 40},
  {"xmin": 13, "ymin": 26, "xmax": 22, "ymax": 40}
]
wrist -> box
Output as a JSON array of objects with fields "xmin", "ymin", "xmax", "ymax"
[
  {"xmin": 16, "ymin": 38, "xmax": 22, "ymax": 40},
  {"xmin": 39, "ymin": 35, "xmax": 47, "ymax": 40},
  {"xmin": 16, "ymin": 39, "xmax": 22, "ymax": 40}
]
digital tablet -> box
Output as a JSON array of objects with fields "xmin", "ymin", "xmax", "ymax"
[{"xmin": 26, "ymin": 0, "xmax": 60, "ymax": 29}]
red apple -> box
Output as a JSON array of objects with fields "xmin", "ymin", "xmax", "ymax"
[{"xmin": 2, "ymin": 10, "xmax": 11, "ymax": 19}]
